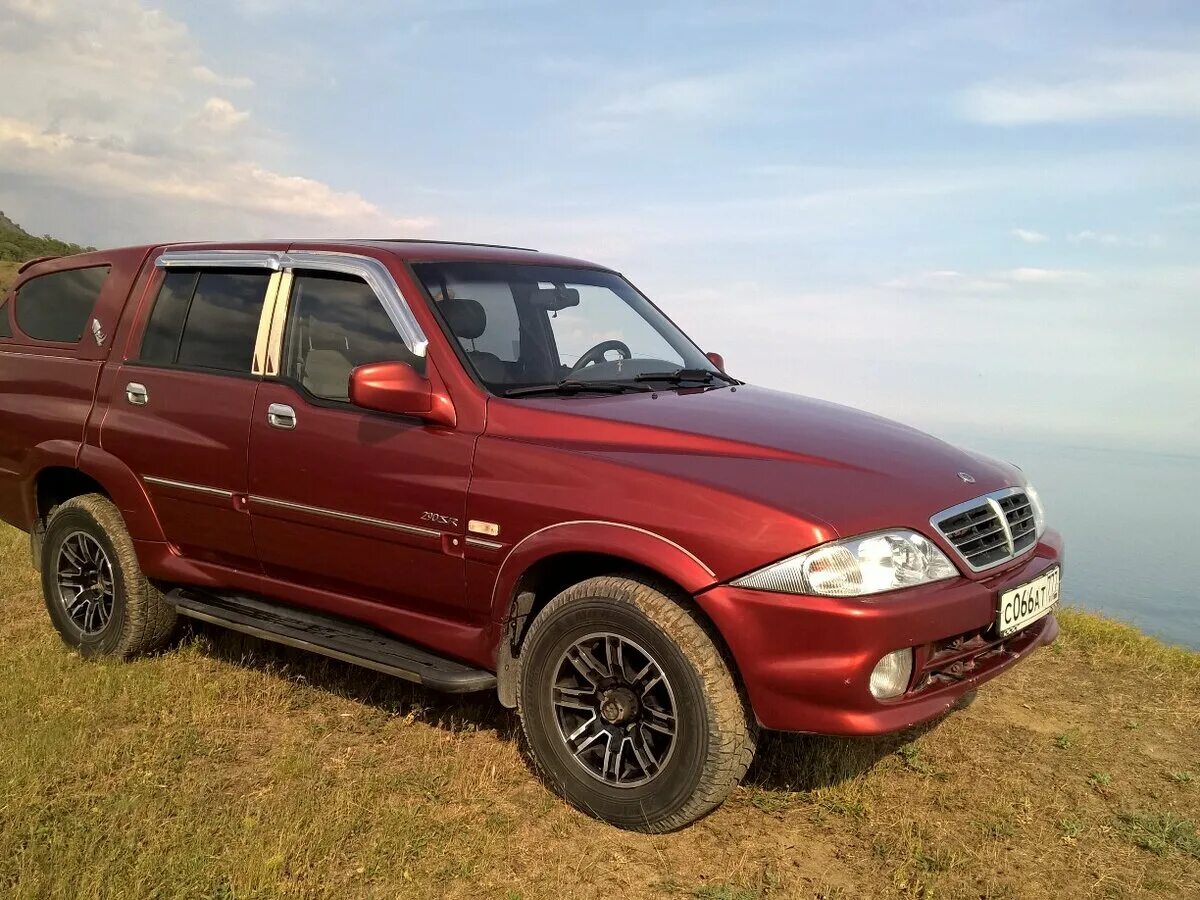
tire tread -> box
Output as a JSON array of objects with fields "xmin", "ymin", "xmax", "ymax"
[
  {"xmin": 43, "ymin": 494, "xmax": 176, "ymax": 657},
  {"xmin": 517, "ymin": 573, "xmax": 757, "ymax": 832}
]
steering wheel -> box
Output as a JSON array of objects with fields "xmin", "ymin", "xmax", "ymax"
[{"xmin": 569, "ymin": 339, "xmax": 632, "ymax": 375}]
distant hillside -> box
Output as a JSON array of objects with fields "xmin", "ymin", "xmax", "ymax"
[{"xmin": 0, "ymin": 211, "xmax": 94, "ymax": 264}]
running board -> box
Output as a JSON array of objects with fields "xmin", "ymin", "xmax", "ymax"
[{"xmin": 165, "ymin": 588, "xmax": 496, "ymax": 694}]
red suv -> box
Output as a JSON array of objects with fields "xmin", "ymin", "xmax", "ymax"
[{"xmin": 0, "ymin": 240, "xmax": 1062, "ymax": 831}]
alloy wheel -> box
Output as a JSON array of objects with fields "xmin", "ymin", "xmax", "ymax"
[
  {"xmin": 550, "ymin": 632, "xmax": 678, "ymax": 788},
  {"xmin": 55, "ymin": 531, "xmax": 115, "ymax": 636}
]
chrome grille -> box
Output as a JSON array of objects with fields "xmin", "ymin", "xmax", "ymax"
[{"xmin": 931, "ymin": 488, "xmax": 1038, "ymax": 572}]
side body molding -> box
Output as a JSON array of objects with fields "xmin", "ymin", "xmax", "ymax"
[{"xmin": 489, "ymin": 519, "xmax": 718, "ymax": 626}]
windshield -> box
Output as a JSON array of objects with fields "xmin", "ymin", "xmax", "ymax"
[{"xmin": 412, "ymin": 262, "xmax": 721, "ymax": 395}]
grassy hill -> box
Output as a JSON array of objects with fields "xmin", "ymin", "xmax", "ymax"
[
  {"xmin": 0, "ymin": 262, "xmax": 17, "ymax": 295},
  {"xmin": 0, "ymin": 520, "xmax": 1196, "ymax": 899},
  {"xmin": 0, "ymin": 213, "xmax": 94, "ymax": 295},
  {"xmin": 0, "ymin": 211, "xmax": 93, "ymax": 265}
]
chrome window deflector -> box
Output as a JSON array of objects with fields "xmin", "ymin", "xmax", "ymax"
[
  {"xmin": 279, "ymin": 251, "xmax": 428, "ymax": 358},
  {"xmin": 157, "ymin": 250, "xmax": 283, "ymax": 271},
  {"xmin": 155, "ymin": 248, "xmax": 430, "ymax": 366}
]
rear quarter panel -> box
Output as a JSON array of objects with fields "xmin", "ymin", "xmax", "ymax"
[{"xmin": 0, "ymin": 247, "xmax": 154, "ymax": 530}]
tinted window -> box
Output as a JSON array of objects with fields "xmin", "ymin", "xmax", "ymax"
[
  {"xmin": 283, "ymin": 271, "xmax": 423, "ymax": 402},
  {"xmin": 176, "ymin": 271, "xmax": 270, "ymax": 372},
  {"xmin": 15, "ymin": 266, "xmax": 110, "ymax": 343},
  {"xmin": 139, "ymin": 271, "xmax": 197, "ymax": 365},
  {"xmin": 0, "ymin": 299, "xmax": 11, "ymax": 339},
  {"xmin": 138, "ymin": 269, "xmax": 269, "ymax": 373}
]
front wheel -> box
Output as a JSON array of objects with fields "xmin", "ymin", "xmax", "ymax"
[{"xmin": 517, "ymin": 575, "xmax": 757, "ymax": 832}]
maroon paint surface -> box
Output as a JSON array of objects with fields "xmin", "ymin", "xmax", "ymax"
[{"xmin": 0, "ymin": 240, "xmax": 1064, "ymax": 733}]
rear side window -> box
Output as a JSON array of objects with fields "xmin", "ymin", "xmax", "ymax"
[
  {"xmin": 0, "ymin": 299, "xmax": 11, "ymax": 339},
  {"xmin": 140, "ymin": 271, "xmax": 196, "ymax": 365},
  {"xmin": 15, "ymin": 266, "xmax": 110, "ymax": 343},
  {"xmin": 139, "ymin": 269, "xmax": 271, "ymax": 373}
]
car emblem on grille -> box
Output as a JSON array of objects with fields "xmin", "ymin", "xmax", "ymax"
[{"xmin": 957, "ymin": 472, "xmax": 976, "ymax": 484}]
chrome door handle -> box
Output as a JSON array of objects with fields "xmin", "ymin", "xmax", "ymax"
[
  {"xmin": 267, "ymin": 403, "xmax": 297, "ymax": 430},
  {"xmin": 126, "ymin": 383, "xmax": 149, "ymax": 406}
]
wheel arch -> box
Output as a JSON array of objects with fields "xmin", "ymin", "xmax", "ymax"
[
  {"xmin": 27, "ymin": 447, "xmax": 165, "ymax": 570},
  {"xmin": 490, "ymin": 522, "xmax": 743, "ymax": 708}
]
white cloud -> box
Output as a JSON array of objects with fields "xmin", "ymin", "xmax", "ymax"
[
  {"xmin": 598, "ymin": 73, "xmax": 746, "ymax": 123},
  {"xmin": 883, "ymin": 267, "xmax": 1097, "ymax": 294},
  {"xmin": 1011, "ymin": 227, "xmax": 1048, "ymax": 243},
  {"xmin": 0, "ymin": 116, "xmax": 427, "ymax": 229},
  {"xmin": 883, "ymin": 270, "xmax": 1011, "ymax": 294},
  {"xmin": 190, "ymin": 65, "xmax": 254, "ymax": 90},
  {"xmin": 959, "ymin": 49, "xmax": 1200, "ymax": 125},
  {"xmin": 1006, "ymin": 267, "xmax": 1095, "ymax": 285},
  {"xmin": 0, "ymin": 0, "xmax": 429, "ymax": 236},
  {"xmin": 1067, "ymin": 229, "xmax": 1163, "ymax": 248},
  {"xmin": 192, "ymin": 97, "xmax": 251, "ymax": 132}
]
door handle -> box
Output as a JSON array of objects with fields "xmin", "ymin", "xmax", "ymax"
[
  {"xmin": 126, "ymin": 383, "xmax": 149, "ymax": 406},
  {"xmin": 267, "ymin": 403, "xmax": 297, "ymax": 430}
]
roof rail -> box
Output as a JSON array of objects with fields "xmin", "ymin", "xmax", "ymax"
[
  {"xmin": 375, "ymin": 238, "xmax": 539, "ymax": 253},
  {"xmin": 17, "ymin": 255, "xmax": 60, "ymax": 274}
]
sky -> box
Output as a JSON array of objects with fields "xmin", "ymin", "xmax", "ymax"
[{"xmin": 1, "ymin": 0, "xmax": 1197, "ymax": 454}]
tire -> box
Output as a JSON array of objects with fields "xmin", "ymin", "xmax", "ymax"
[
  {"xmin": 40, "ymin": 493, "xmax": 177, "ymax": 659},
  {"xmin": 517, "ymin": 575, "xmax": 757, "ymax": 832}
]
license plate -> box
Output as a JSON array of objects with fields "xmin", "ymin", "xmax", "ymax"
[{"xmin": 997, "ymin": 567, "xmax": 1060, "ymax": 637}]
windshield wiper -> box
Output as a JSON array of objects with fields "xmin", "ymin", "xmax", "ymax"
[
  {"xmin": 504, "ymin": 380, "xmax": 653, "ymax": 398},
  {"xmin": 633, "ymin": 367, "xmax": 738, "ymax": 386}
]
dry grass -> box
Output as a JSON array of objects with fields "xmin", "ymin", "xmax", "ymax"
[{"xmin": 1, "ymin": 520, "xmax": 1197, "ymax": 899}]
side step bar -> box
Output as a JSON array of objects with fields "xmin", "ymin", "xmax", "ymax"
[{"xmin": 165, "ymin": 588, "xmax": 496, "ymax": 694}]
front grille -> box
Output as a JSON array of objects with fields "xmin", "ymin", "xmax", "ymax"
[{"xmin": 932, "ymin": 488, "xmax": 1038, "ymax": 572}]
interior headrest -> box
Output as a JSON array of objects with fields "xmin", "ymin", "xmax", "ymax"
[
  {"xmin": 308, "ymin": 319, "xmax": 348, "ymax": 351},
  {"xmin": 441, "ymin": 297, "xmax": 487, "ymax": 340}
]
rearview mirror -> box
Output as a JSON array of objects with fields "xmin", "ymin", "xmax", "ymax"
[
  {"xmin": 528, "ymin": 286, "xmax": 580, "ymax": 312},
  {"xmin": 349, "ymin": 361, "xmax": 454, "ymax": 426},
  {"xmin": 706, "ymin": 351, "xmax": 726, "ymax": 373}
]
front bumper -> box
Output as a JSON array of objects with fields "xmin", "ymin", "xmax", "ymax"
[{"xmin": 694, "ymin": 529, "xmax": 1063, "ymax": 735}]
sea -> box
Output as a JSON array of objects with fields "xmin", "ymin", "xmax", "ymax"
[{"xmin": 938, "ymin": 431, "xmax": 1199, "ymax": 650}]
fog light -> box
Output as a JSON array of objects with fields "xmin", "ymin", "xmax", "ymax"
[{"xmin": 869, "ymin": 648, "xmax": 913, "ymax": 700}]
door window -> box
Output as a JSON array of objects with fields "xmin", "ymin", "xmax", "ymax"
[
  {"xmin": 139, "ymin": 269, "xmax": 271, "ymax": 373},
  {"xmin": 140, "ymin": 271, "xmax": 197, "ymax": 365},
  {"xmin": 14, "ymin": 266, "xmax": 110, "ymax": 343},
  {"xmin": 282, "ymin": 271, "xmax": 424, "ymax": 402},
  {"xmin": 0, "ymin": 299, "xmax": 11, "ymax": 339}
]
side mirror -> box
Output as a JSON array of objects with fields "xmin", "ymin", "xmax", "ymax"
[
  {"xmin": 349, "ymin": 361, "xmax": 454, "ymax": 426},
  {"xmin": 705, "ymin": 351, "xmax": 726, "ymax": 373}
]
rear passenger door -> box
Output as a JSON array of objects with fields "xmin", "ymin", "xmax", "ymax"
[{"xmin": 101, "ymin": 255, "xmax": 278, "ymax": 569}]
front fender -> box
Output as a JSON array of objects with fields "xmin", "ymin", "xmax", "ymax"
[{"xmin": 490, "ymin": 519, "xmax": 718, "ymax": 624}]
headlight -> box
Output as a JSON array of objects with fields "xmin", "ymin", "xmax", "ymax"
[
  {"xmin": 1024, "ymin": 481, "xmax": 1046, "ymax": 537},
  {"xmin": 732, "ymin": 529, "xmax": 958, "ymax": 597}
]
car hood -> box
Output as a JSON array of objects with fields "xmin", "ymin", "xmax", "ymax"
[{"xmin": 487, "ymin": 384, "xmax": 1022, "ymax": 543}]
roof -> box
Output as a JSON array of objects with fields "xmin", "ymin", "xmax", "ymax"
[{"xmin": 145, "ymin": 238, "xmax": 610, "ymax": 271}]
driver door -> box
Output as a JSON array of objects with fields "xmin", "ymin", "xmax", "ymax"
[{"xmin": 246, "ymin": 265, "xmax": 475, "ymax": 621}]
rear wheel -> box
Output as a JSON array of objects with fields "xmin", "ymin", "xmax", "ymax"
[
  {"xmin": 40, "ymin": 494, "xmax": 177, "ymax": 658},
  {"xmin": 517, "ymin": 575, "xmax": 757, "ymax": 832}
]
